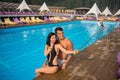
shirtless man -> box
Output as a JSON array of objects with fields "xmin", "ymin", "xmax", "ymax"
[{"xmin": 55, "ymin": 27, "xmax": 73, "ymax": 69}]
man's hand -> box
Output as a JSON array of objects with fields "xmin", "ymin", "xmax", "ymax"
[
  {"xmin": 62, "ymin": 63, "xmax": 67, "ymax": 69},
  {"xmin": 74, "ymin": 50, "xmax": 80, "ymax": 55}
]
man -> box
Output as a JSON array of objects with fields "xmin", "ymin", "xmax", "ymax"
[
  {"xmin": 55, "ymin": 27, "xmax": 73, "ymax": 69},
  {"xmin": 98, "ymin": 20, "xmax": 104, "ymax": 27}
]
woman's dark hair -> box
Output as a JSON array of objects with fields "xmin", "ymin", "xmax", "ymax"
[
  {"xmin": 55, "ymin": 27, "xmax": 63, "ymax": 33},
  {"xmin": 46, "ymin": 32, "xmax": 57, "ymax": 46}
]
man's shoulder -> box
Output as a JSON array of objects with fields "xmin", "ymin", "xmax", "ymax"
[{"xmin": 65, "ymin": 38, "xmax": 72, "ymax": 44}]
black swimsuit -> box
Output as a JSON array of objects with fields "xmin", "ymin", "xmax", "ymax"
[{"xmin": 47, "ymin": 46, "xmax": 58, "ymax": 67}]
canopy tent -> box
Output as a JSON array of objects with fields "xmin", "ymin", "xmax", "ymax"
[
  {"xmin": 39, "ymin": 2, "xmax": 50, "ymax": 12},
  {"xmin": 102, "ymin": 7, "xmax": 113, "ymax": 16},
  {"xmin": 85, "ymin": 3, "xmax": 101, "ymax": 17},
  {"xmin": 114, "ymin": 9, "xmax": 120, "ymax": 16},
  {"xmin": 16, "ymin": 0, "xmax": 32, "ymax": 12}
]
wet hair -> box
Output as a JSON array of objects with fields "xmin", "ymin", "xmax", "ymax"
[
  {"xmin": 46, "ymin": 32, "xmax": 57, "ymax": 46},
  {"xmin": 55, "ymin": 27, "xmax": 63, "ymax": 34}
]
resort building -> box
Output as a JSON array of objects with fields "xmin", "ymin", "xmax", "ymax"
[{"xmin": 74, "ymin": 7, "xmax": 89, "ymax": 15}]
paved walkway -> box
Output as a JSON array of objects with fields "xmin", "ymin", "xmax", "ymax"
[{"xmin": 34, "ymin": 27, "xmax": 120, "ymax": 80}]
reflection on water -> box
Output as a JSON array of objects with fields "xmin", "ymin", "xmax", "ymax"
[
  {"xmin": 41, "ymin": 28, "xmax": 47, "ymax": 37},
  {"xmin": 22, "ymin": 31, "xmax": 29, "ymax": 39}
]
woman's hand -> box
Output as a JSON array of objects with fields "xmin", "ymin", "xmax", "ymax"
[
  {"xmin": 47, "ymin": 42, "xmax": 54, "ymax": 52},
  {"xmin": 50, "ymin": 42, "xmax": 54, "ymax": 48}
]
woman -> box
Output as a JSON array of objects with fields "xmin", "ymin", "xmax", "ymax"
[{"xmin": 35, "ymin": 32, "xmax": 79, "ymax": 77}]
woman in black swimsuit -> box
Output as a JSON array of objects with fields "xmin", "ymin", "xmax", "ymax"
[{"xmin": 35, "ymin": 32, "xmax": 79, "ymax": 77}]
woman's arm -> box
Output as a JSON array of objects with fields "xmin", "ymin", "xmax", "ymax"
[
  {"xmin": 44, "ymin": 45, "xmax": 52, "ymax": 56},
  {"xmin": 42, "ymin": 58, "xmax": 48, "ymax": 67}
]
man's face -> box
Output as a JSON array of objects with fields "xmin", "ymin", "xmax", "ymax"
[{"xmin": 56, "ymin": 30, "xmax": 64, "ymax": 40}]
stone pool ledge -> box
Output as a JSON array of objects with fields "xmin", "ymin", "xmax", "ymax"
[{"xmin": 34, "ymin": 27, "xmax": 120, "ymax": 80}]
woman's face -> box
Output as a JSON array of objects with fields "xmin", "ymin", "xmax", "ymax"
[{"xmin": 50, "ymin": 35, "xmax": 56, "ymax": 44}]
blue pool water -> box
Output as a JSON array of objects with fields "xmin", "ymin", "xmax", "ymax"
[{"xmin": 0, "ymin": 20, "xmax": 119, "ymax": 80}]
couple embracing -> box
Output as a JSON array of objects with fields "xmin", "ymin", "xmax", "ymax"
[{"xmin": 35, "ymin": 27, "xmax": 79, "ymax": 77}]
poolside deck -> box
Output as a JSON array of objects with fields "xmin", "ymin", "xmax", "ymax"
[{"xmin": 34, "ymin": 27, "xmax": 120, "ymax": 80}]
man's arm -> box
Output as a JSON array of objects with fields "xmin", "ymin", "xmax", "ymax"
[{"xmin": 63, "ymin": 40, "xmax": 73, "ymax": 65}]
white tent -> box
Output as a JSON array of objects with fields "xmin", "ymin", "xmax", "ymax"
[
  {"xmin": 39, "ymin": 2, "xmax": 50, "ymax": 12},
  {"xmin": 16, "ymin": 0, "xmax": 32, "ymax": 12},
  {"xmin": 85, "ymin": 3, "xmax": 101, "ymax": 17},
  {"xmin": 114, "ymin": 9, "xmax": 120, "ymax": 16},
  {"xmin": 102, "ymin": 7, "xmax": 113, "ymax": 16}
]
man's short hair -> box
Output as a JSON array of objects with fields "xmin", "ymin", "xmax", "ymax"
[{"xmin": 55, "ymin": 27, "xmax": 63, "ymax": 33}]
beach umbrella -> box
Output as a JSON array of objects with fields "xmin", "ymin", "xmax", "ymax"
[
  {"xmin": 102, "ymin": 7, "xmax": 113, "ymax": 17},
  {"xmin": 114, "ymin": 9, "xmax": 120, "ymax": 16},
  {"xmin": 16, "ymin": 0, "xmax": 32, "ymax": 12},
  {"xmin": 39, "ymin": 2, "xmax": 50, "ymax": 12},
  {"xmin": 85, "ymin": 3, "xmax": 101, "ymax": 18}
]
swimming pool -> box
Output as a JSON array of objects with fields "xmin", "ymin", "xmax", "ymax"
[{"xmin": 0, "ymin": 20, "xmax": 119, "ymax": 80}]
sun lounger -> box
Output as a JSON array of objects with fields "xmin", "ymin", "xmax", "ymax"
[
  {"xmin": 97, "ymin": 17, "xmax": 105, "ymax": 21},
  {"xmin": 13, "ymin": 18, "xmax": 25, "ymax": 24},
  {"xmin": 4, "ymin": 18, "xmax": 18, "ymax": 25},
  {"xmin": 61, "ymin": 17, "xmax": 70, "ymax": 21},
  {"xmin": 48, "ymin": 17, "xmax": 55, "ymax": 22},
  {"xmin": 20, "ymin": 17, "xmax": 27, "ymax": 23},
  {"xmin": 106, "ymin": 17, "xmax": 118, "ymax": 21},
  {"xmin": 87, "ymin": 17, "xmax": 96, "ymax": 20},
  {"xmin": 25, "ymin": 17, "xmax": 33, "ymax": 23},
  {"xmin": 30, "ymin": 17, "xmax": 44, "ymax": 23},
  {"xmin": 0, "ymin": 19, "xmax": 5, "ymax": 26},
  {"xmin": 54, "ymin": 16, "xmax": 65, "ymax": 22},
  {"xmin": 44, "ymin": 17, "xmax": 52, "ymax": 22},
  {"xmin": 35, "ymin": 17, "xmax": 45, "ymax": 23},
  {"xmin": 30, "ymin": 17, "xmax": 37, "ymax": 23},
  {"xmin": 76, "ymin": 17, "xmax": 85, "ymax": 20},
  {"xmin": 117, "ymin": 17, "xmax": 120, "ymax": 21}
]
